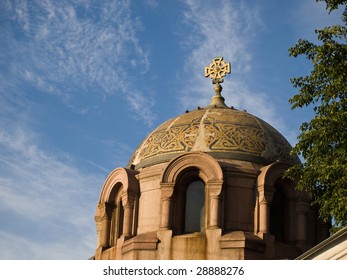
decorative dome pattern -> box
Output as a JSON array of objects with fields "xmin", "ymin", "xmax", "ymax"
[{"xmin": 128, "ymin": 107, "xmax": 298, "ymax": 169}]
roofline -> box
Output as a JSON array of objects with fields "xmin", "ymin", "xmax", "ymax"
[{"xmin": 296, "ymin": 226, "xmax": 347, "ymax": 259}]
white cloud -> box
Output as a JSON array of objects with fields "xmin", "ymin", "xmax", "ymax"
[
  {"xmin": 144, "ymin": 0, "xmax": 159, "ymax": 9},
  {"xmin": 0, "ymin": 229, "xmax": 95, "ymax": 260},
  {"xmin": 2, "ymin": 0, "xmax": 156, "ymax": 126},
  {"xmin": 0, "ymin": 1, "xmax": 155, "ymax": 258},
  {"xmin": 178, "ymin": 0, "xmax": 285, "ymax": 130},
  {"xmin": 0, "ymin": 121, "xmax": 104, "ymax": 259}
]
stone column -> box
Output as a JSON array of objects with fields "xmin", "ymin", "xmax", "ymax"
[
  {"xmin": 296, "ymin": 199, "xmax": 310, "ymax": 245},
  {"xmin": 97, "ymin": 202, "xmax": 113, "ymax": 248},
  {"xmin": 95, "ymin": 216, "xmax": 103, "ymax": 248},
  {"xmin": 259, "ymin": 200, "xmax": 270, "ymax": 233},
  {"xmin": 121, "ymin": 193, "xmax": 135, "ymax": 237},
  {"xmin": 160, "ymin": 197, "xmax": 172, "ymax": 230},
  {"xmin": 208, "ymin": 182, "xmax": 223, "ymax": 229},
  {"xmin": 160, "ymin": 183, "xmax": 174, "ymax": 230},
  {"xmin": 258, "ymin": 185, "xmax": 274, "ymax": 234},
  {"xmin": 209, "ymin": 195, "xmax": 220, "ymax": 229}
]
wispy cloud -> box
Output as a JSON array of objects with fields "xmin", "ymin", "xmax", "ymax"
[
  {"xmin": 178, "ymin": 0, "xmax": 285, "ymax": 130},
  {"xmin": 0, "ymin": 229, "xmax": 95, "ymax": 260},
  {"xmin": 144, "ymin": 0, "xmax": 159, "ymax": 9},
  {"xmin": 1, "ymin": 0, "xmax": 156, "ymax": 126},
  {"xmin": 0, "ymin": 118, "xmax": 103, "ymax": 259},
  {"xmin": 0, "ymin": 1, "xmax": 157, "ymax": 259}
]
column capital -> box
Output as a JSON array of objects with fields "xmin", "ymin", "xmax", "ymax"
[
  {"xmin": 161, "ymin": 183, "xmax": 175, "ymax": 199},
  {"xmin": 258, "ymin": 184, "xmax": 275, "ymax": 204}
]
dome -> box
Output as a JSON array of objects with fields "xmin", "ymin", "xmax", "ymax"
[
  {"xmin": 128, "ymin": 57, "xmax": 299, "ymax": 170},
  {"xmin": 128, "ymin": 106, "xmax": 298, "ymax": 170}
]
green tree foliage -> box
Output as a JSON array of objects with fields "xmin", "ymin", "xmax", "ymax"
[{"xmin": 287, "ymin": 0, "xmax": 347, "ymax": 228}]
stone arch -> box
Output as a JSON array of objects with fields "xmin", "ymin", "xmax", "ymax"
[
  {"xmin": 159, "ymin": 152, "xmax": 224, "ymax": 232},
  {"xmin": 95, "ymin": 167, "xmax": 139, "ymax": 249},
  {"xmin": 258, "ymin": 160, "xmax": 315, "ymax": 252},
  {"xmin": 258, "ymin": 162, "xmax": 293, "ymax": 191},
  {"xmin": 161, "ymin": 152, "xmax": 223, "ymax": 184},
  {"xmin": 257, "ymin": 161, "xmax": 310, "ymax": 248},
  {"xmin": 257, "ymin": 162, "xmax": 293, "ymax": 235},
  {"xmin": 98, "ymin": 167, "xmax": 139, "ymax": 204}
]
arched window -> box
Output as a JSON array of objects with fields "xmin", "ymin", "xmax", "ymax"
[
  {"xmin": 109, "ymin": 191, "xmax": 124, "ymax": 246},
  {"xmin": 184, "ymin": 180, "xmax": 205, "ymax": 233},
  {"xmin": 172, "ymin": 174, "xmax": 206, "ymax": 235},
  {"xmin": 160, "ymin": 153, "xmax": 223, "ymax": 235},
  {"xmin": 270, "ymin": 178, "xmax": 293, "ymax": 244},
  {"xmin": 95, "ymin": 167, "xmax": 139, "ymax": 255},
  {"xmin": 270, "ymin": 187, "xmax": 285, "ymax": 242}
]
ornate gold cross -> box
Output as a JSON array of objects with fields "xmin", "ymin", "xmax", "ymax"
[
  {"xmin": 204, "ymin": 57, "xmax": 230, "ymax": 108},
  {"xmin": 204, "ymin": 57, "xmax": 230, "ymax": 84}
]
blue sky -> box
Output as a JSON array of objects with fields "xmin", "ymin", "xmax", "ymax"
[{"xmin": 0, "ymin": 0, "xmax": 343, "ymax": 259}]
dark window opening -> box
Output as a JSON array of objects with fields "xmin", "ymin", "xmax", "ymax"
[
  {"xmin": 117, "ymin": 199, "xmax": 124, "ymax": 239},
  {"xmin": 270, "ymin": 189, "xmax": 285, "ymax": 242},
  {"xmin": 109, "ymin": 197, "xmax": 124, "ymax": 246},
  {"xmin": 184, "ymin": 180, "xmax": 205, "ymax": 233}
]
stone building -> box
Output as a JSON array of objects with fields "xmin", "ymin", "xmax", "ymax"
[{"xmin": 92, "ymin": 58, "xmax": 330, "ymax": 260}]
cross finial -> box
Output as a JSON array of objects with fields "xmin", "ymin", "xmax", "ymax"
[
  {"xmin": 204, "ymin": 57, "xmax": 231, "ymax": 107},
  {"xmin": 204, "ymin": 57, "xmax": 231, "ymax": 84}
]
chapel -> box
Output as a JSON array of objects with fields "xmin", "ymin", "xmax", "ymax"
[{"xmin": 92, "ymin": 58, "xmax": 330, "ymax": 260}]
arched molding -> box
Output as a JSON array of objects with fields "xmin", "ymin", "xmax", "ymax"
[
  {"xmin": 98, "ymin": 167, "xmax": 139, "ymax": 204},
  {"xmin": 258, "ymin": 161, "xmax": 293, "ymax": 189},
  {"xmin": 161, "ymin": 152, "xmax": 223, "ymax": 185},
  {"xmin": 159, "ymin": 152, "xmax": 224, "ymax": 231}
]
